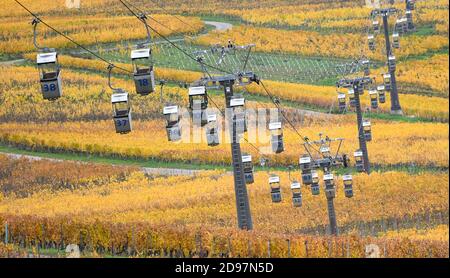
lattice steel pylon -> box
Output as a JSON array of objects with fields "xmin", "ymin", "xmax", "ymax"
[
  {"xmin": 191, "ymin": 44, "xmax": 260, "ymax": 230},
  {"xmin": 301, "ymin": 134, "xmax": 350, "ymax": 235}
]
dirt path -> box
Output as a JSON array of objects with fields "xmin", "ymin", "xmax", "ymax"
[
  {"xmin": 203, "ymin": 21, "xmax": 233, "ymax": 31},
  {"xmin": 0, "ymin": 20, "xmax": 233, "ymax": 65},
  {"xmin": 0, "ymin": 151, "xmax": 204, "ymax": 177}
]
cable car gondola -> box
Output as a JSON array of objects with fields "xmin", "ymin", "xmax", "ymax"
[
  {"xmin": 299, "ymin": 155, "xmax": 313, "ymax": 185},
  {"xmin": 392, "ymin": 32, "xmax": 400, "ymax": 49},
  {"xmin": 362, "ymin": 59, "xmax": 370, "ymax": 76},
  {"xmin": 269, "ymin": 121, "xmax": 284, "ymax": 154},
  {"xmin": 401, "ymin": 17, "xmax": 409, "ymax": 33},
  {"xmin": 37, "ymin": 52, "xmax": 62, "ymax": 100},
  {"xmin": 131, "ymin": 13, "xmax": 156, "ymax": 96},
  {"xmin": 163, "ymin": 105, "xmax": 182, "ymax": 142},
  {"xmin": 323, "ymin": 173, "xmax": 336, "ymax": 199},
  {"xmin": 188, "ymin": 86, "xmax": 208, "ymax": 127},
  {"xmin": 343, "ymin": 174, "xmax": 354, "ymax": 198},
  {"xmin": 269, "ymin": 175, "xmax": 282, "ymax": 203},
  {"xmin": 33, "ymin": 19, "xmax": 62, "ymax": 100},
  {"xmin": 372, "ymin": 20, "xmax": 380, "ymax": 33},
  {"xmin": 369, "ymin": 89, "xmax": 378, "ymax": 109},
  {"xmin": 229, "ymin": 94, "xmax": 247, "ymax": 136},
  {"xmin": 131, "ymin": 48, "xmax": 155, "ymax": 96},
  {"xmin": 311, "ymin": 171, "xmax": 320, "ymax": 196},
  {"xmin": 108, "ymin": 65, "xmax": 132, "ymax": 134},
  {"xmin": 338, "ymin": 93, "xmax": 346, "ymax": 113},
  {"xmin": 354, "ymin": 150, "xmax": 365, "ymax": 172},
  {"xmin": 348, "ymin": 88, "xmax": 356, "ymax": 108},
  {"xmin": 406, "ymin": 0, "xmax": 415, "ymax": 10},
  {"xmin": 206, "ymin": 113, "xmax": 220, "ymax": 147},
  {"xmin": 362, "ymin": 119, "xmax": 372, "ymax": 142},
  {"xmin": 383, "ymin": 73, "xmax": 392, "ymax": 91},
  {"xmin": 320, "ymin": 145, "xmax": 331, "ymax": 157},
  {"xmin": 406, "ymin": 10, "xmax": 414, "ymax": 31},
  {"xmin": 111, "ymin": 92, "xmax": 132, "ymax": 134},
  {"xmin": 291, "ymin": 181, "xmax": 302, "ymax": 207},
  {"xmin": 242, "ymin": 154, "xmax": 254, "ymax": 184},
  {"xmin": 395, "ymin": 18, "xmax": 404, "ymax": 35},
  {"xmin": 377, "ymin": 85, "xmax": 386, "ymax": 103},
  {"xmin": 388, "ymin": 55, "xmax": 396, "ymax": 72}
]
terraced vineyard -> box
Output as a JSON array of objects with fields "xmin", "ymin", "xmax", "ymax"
[{"xmin": 0, "ymin": 0, "xmax": 448, "ymax": 259}]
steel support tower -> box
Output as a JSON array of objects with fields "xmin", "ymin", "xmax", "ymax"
[{"xmin": 372, "ymin": 8, "xmax": 403, "ymax": 115}]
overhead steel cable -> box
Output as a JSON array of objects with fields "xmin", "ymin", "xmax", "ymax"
[
  {"xmin": 147, "ymin": 0, "xmax": 198, "ymax": 30},
  {"xmin": 118, "ymin": 0, "xmax": 233, "ymax": 75},
  {"xmin": 206, "ymin": 94, "xmax": 264, "ymax": 156},
  {"xmin": 13, "ymin": 0, "xmax": 133, "ymax": 74},
  {"xmin": 258, "ymin": 80, "xmax": 323, "ymax": 157},
  {"xmin": 120, "ymin": 0, "xmax": 178, "ymax": 34},
  {"xmin": 120, "ymin": 0, "xmax": 322, "ymax": 159}
]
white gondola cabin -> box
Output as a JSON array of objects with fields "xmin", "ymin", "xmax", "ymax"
[
  {"xmin": 320, "ymin": 145, "xmax": 331, "ymax": 157},
  {"xmin": 37, "ymin": 52, "xmax": 62, "ymax": 100},
  {"xmin": 323, "ymin": 173, "xmax": 336, "ymax": 199},
  {"xmin": 348, "ymin": 88, "xmax": 356, "ymax": 108},
  {"xmin": 395, "ymin": 18, "xmax": 404, "ymax": 34},
  {"xmin": 163, "ymin": 105, "xmax": 182, "ymax": 142},
  {"xmin": 407, "ymin": 0, "xmax": 415, "ymax": 10},
  {"xmin": 131, "ymin": 48, "xmax": 155, "ymax": 96},
  {"xmin": 406, "ymin": 10, "xmax": 414, "ymax": 30},
  {"xmin": 372, "ymin": 20, "xmax": 380, "ymax": 33},
  {"xmin": 354, "ymin": 150, "xmax": 365, "ymax": 172},
  {"xmin": 401, "ymin": 17, "xmax": 408, "ymax": 33},
  {"xmin": 311, "ymin": 171, "xmax": 320, "ymax": 196},
  {"xmin": 230, "ymin": 95, "xmax": 247, "ymax": 135},
  {"xmin": 338, "ymin": 93, "xmax": 346, "ymax": 113},
  {"xmin": 369, "ymin": 89, "xmax": 378, "ymax": 109},
  {"xmin": 356, "ymin": 83, "xmax": 364, "ymax": 95},
  {"xmin": 269, "ymin": 175, "xmax": 282, "ymax": 203},
  {"xmin": 383, "ymin": 73, "xmax": 392, "ymax": 91},
  {"xmin": 111, "ymin": 93, "xmax": 132, "ymax": 134},
  {"xmin": 343, "ymin": 174, "xmax": 354, "ymax": 198},
  {"xmin": 388, "ymin": 55, "xmax": 396, "ymax": 72},
  {"xmin": 242, "ymin": 154, "xmax": 254, "ymax": 184},
  {"xmin": 206, "ymin": 113, "xmax": 220, "ymax": 147},
  {"xmin": 368, "ymin": 34, "xmax": 375, "ymax": 51},
  {"xmin": 269, "ymin": 121, "xmax": 284, "ymax": 154},
  {"xmin": 362, "ymin": 119, "xmax": 372, "ymax": 142},
  {"xmin": 392, "ymin": 32, "xmax": 400, "ymax": 49},
  {"xmin": 362, "ymin": 59, "xmax": 370, "ymax": 76},
  {"xmin": 377, "ymin": 85, "xmax": 386, "ymax": 103},
  {"xmin": 299, "ymin": 155, "xmax": 313, "ymax": 185},
  {"xmin": 188, "ymin": 86, "xmax": 208, "ymax": 126},
  {"xmin": 291, "ymin": 181, "xmax": 302, "ymax": 207}
]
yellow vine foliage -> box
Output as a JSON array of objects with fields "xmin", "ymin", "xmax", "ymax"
[
  {"xmin": 379, "ymin": 225, "xmax": 449, "ymax": 242},
  {"xmin": 245, "ymin": 80, "xmax": 449, "ymax": 121},
  {"xmin": 371, "ymin": 54, "xmax": 449, "ymax": 97},
  {"xmin": 0, "ymin": 119, "xmax": 447, "ymax": 168},
  {"xmin": 0, "ymin": 161, "xmax": 448, "ymax": 257},
  {"xmin": 222, "ymin": 0, "xmax": 448, "ymax": 32},
  {"xmin": 195, "ymin": 25, "xmax": 448, "ymax": 61},
  {"xmin": 0, "ymin": 14, "xmax": 204, "ymax": 54},
  {"xmin": 10, "ymin": 54, "xmax": 450, "ymax": 121},
  {"xmin": 0, "ymin": 65, "xmax": 192, "ymax": 122}
]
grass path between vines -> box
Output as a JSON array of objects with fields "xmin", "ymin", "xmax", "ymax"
[{"xmin": 0, "ymin": 144, "xmax": 447, "ymax": 175}]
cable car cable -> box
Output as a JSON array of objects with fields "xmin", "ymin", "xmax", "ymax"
[
  {"xmin": 258, "ymin": 80, "xmax": 322, "ymax": 156},
  {"xmin": 120, "ymin": 0, "xmax": 180, "ymax": 35},
  {"xmin": 147, "ymin": 0, "xmax": 197, "ymax": 30},
  {"xmin": 118, "ymin": 0, "xmax": 233, "ymax": 75},
  {"xmin": 206, "ymin": 94, "xmax": 262, "ymax": 155},
  {"xmin": 13, "ymin": 0, "xmax": 133, "ymax": 74}
]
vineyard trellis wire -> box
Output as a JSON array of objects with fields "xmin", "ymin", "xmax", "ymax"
[{"xmin": 1, "ymin": 210, "xmax": 448, "ymax": 258}]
